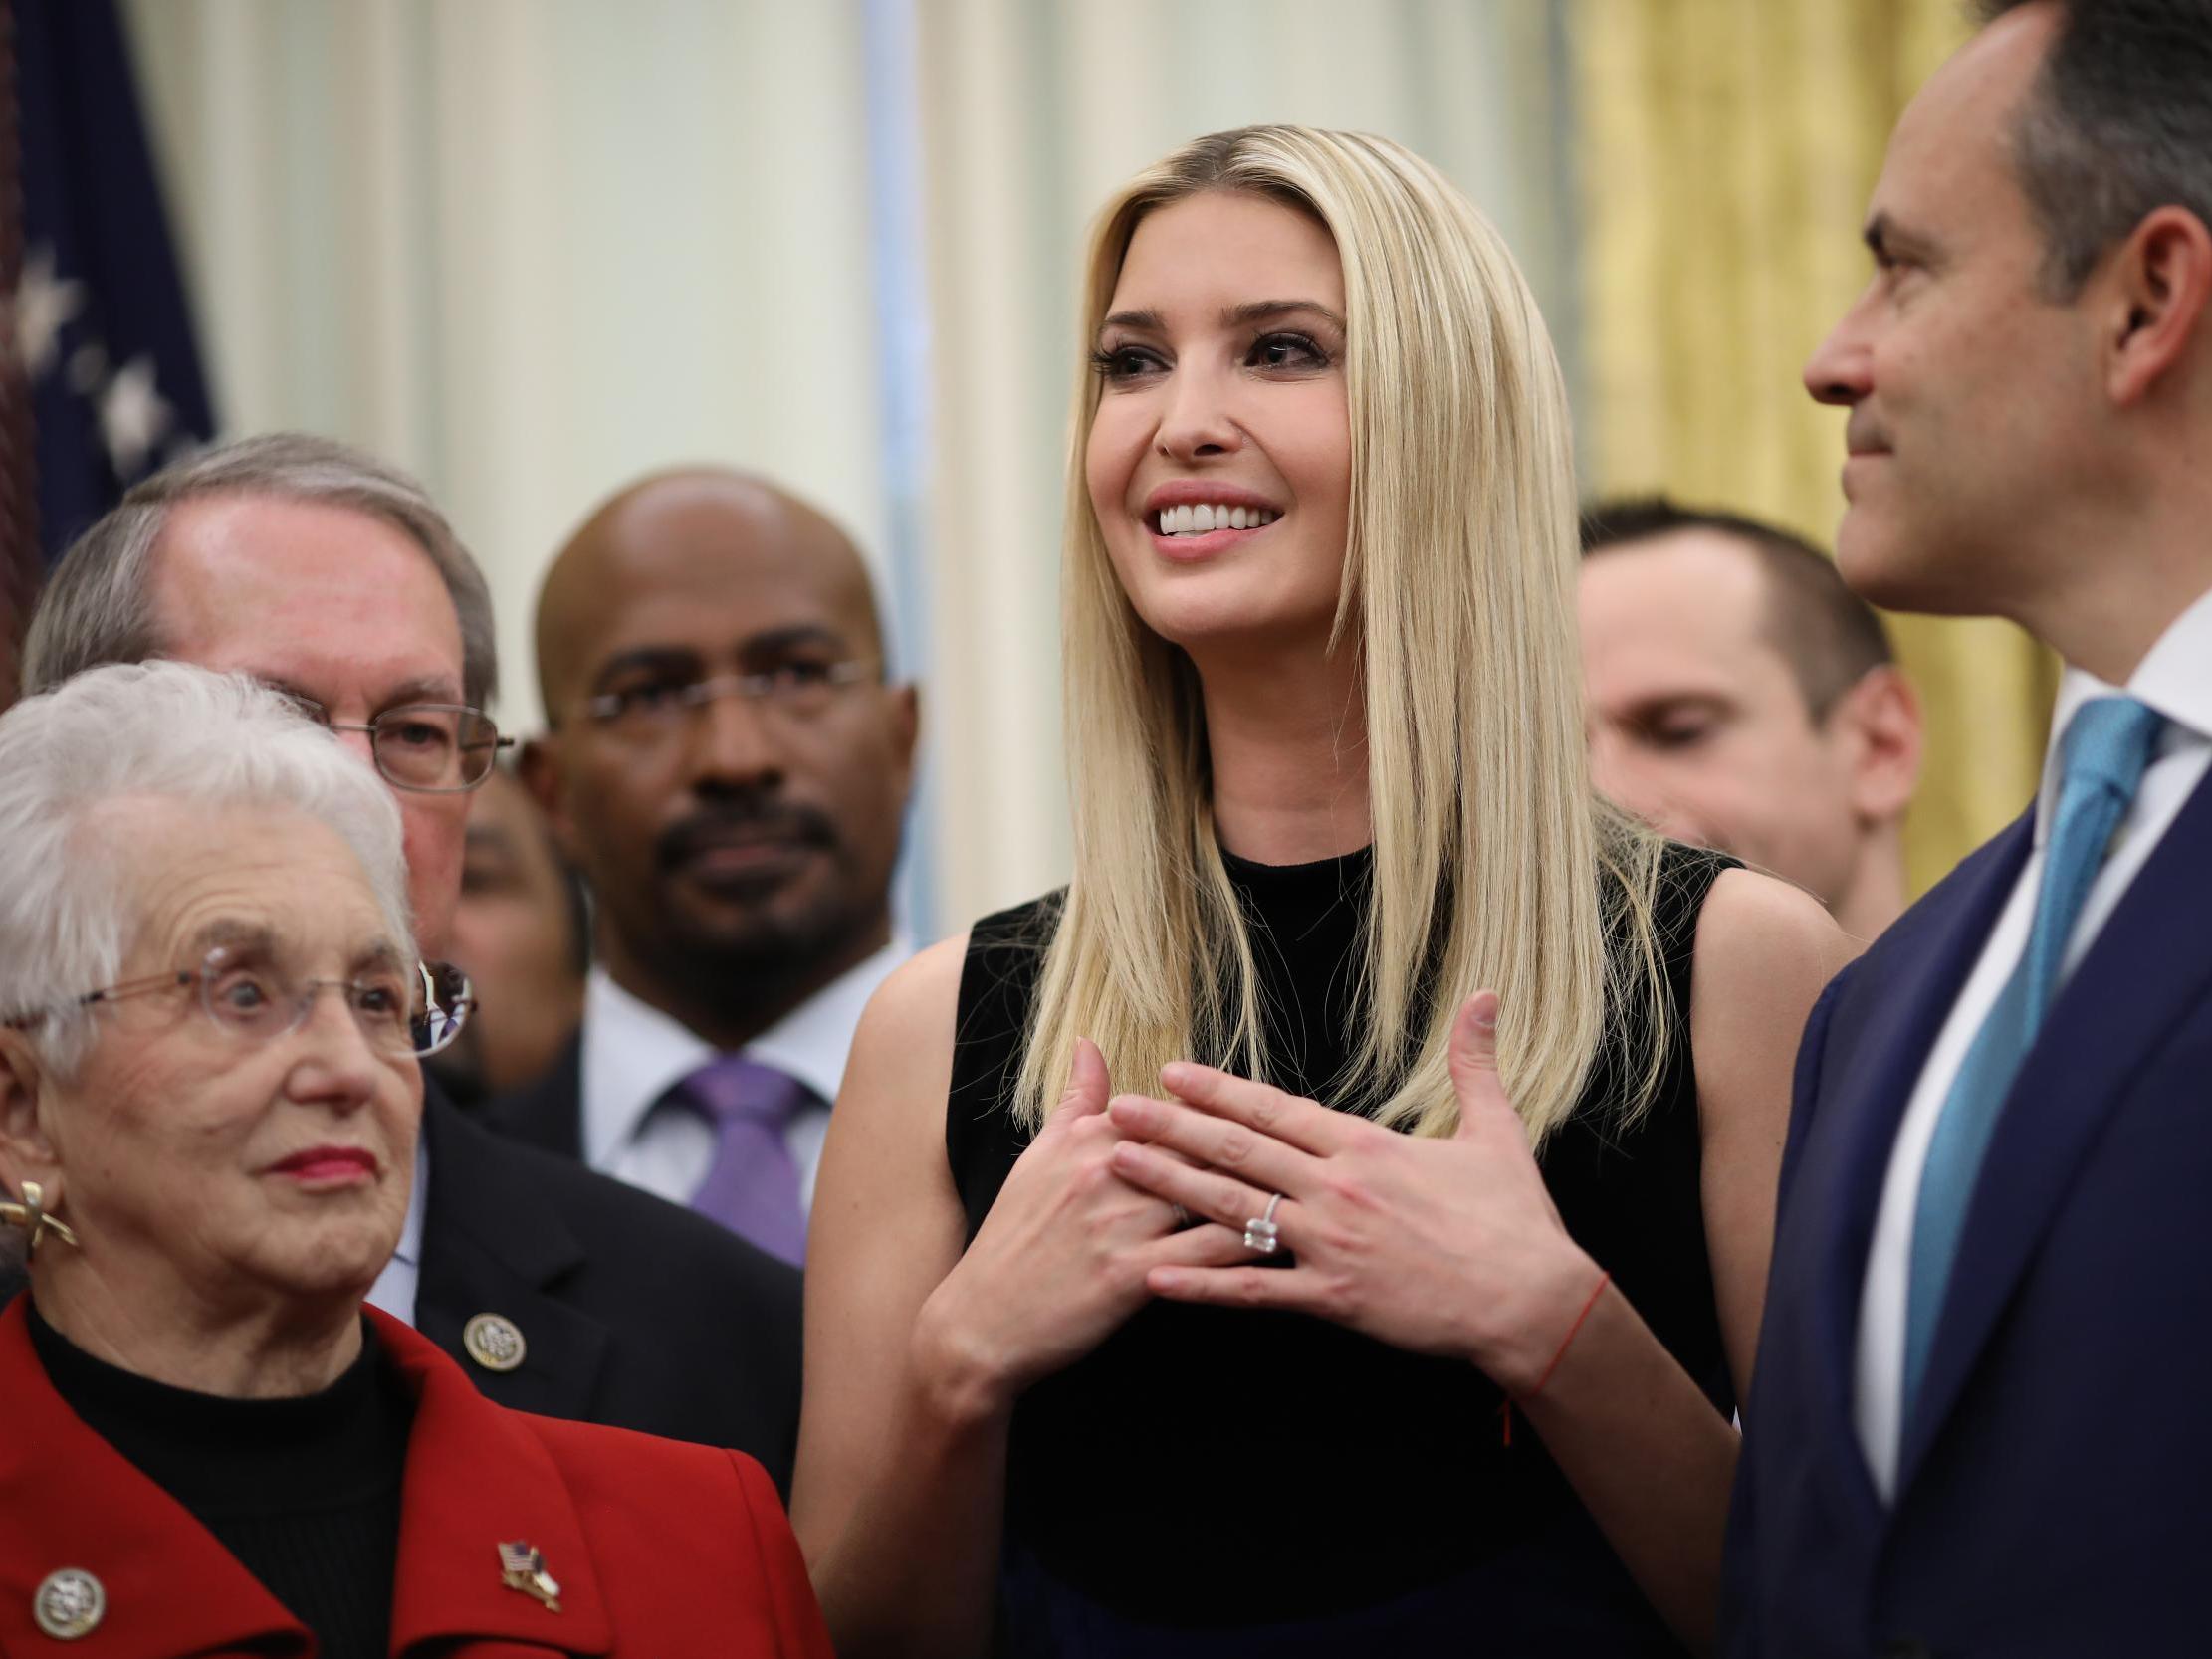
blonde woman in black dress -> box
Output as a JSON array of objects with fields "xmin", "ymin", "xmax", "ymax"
[{"xmin": 794, "ymin": 126, "xmax": 1848, "ymax": 1658}]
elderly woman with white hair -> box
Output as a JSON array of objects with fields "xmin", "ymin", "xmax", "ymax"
[{"xmin": 0, "ymin": 663, "xmax": 832, "ymax": 1657}]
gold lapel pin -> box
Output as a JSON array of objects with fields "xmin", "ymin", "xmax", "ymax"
[
  {"xmin": 498, "ymin": 1541, "xmax": 561, "ymax": 1612},
  {"xmin": 464, "ymin": 1312, "xmax": 527, "ymax": 1373}
]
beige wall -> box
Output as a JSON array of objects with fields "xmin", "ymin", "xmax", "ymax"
[
  {"xmin": 124, "ymin": 0, "xmax": 889, "ymax": 728},
  {"xmin": 915, "ymin": 0, "xmax": 1571, "ymax": 924},
  {"xmin": 121, "ymin": 0, "xmax": 1568, "ymax": 935}
]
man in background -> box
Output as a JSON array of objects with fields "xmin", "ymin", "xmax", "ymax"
[
  {"xmin": 17, "ymin": 434, "xmax": 804, "ymax": 1483},
  {"xmin": 1728, "ymin": 1, "xmax": 2212, "ymax": 1650},
  {"xmin": 491, "ymin": 469, "xmax": 918, "ymax": 1268},
  {"xmin": 428, "ymin": 763, "xmax": 590, "ymax": 1108},
  {"xmin": 1580, "ymin": 497, "xmax": 1923, "ymax": 941}
]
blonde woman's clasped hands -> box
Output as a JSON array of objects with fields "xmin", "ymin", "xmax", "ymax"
[
  {"xmin": 1104, "ymin": 990, "xmax": 1605, "ymax": 1397},
  {"xmin": 910, "ymin": 1037, "xmax": 1253, "ymax": 1417}
]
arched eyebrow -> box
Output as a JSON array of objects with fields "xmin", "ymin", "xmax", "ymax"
[
  {"xmin": 1221, "ymin": 300, "xmax": 1345, "ymax": 333},
  {"xmin": 186, "ymin": 920, "xmax": 278, "ymax": 960},
  {"xmin": 352, "ymin": 939, "xmax": 407, "ymax": 976},
  {"xmin": 1096, "ymin": 308, "xmax": 1166, "ymax": 343},
  {"xmin": 1094, "ymin": 300, "xmax": 1346, "ymax": 347},
  {"xmin": 182, "ymin": 921, "xmax": 406, "ymax": 974}
]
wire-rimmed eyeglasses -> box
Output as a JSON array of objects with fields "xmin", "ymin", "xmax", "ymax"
[
  {"xmin": 3, "ymin": 946, "xmax": 477, "ymax": 1060},
  {"xmin": 580, "ymin": 657, "xmax": 880, "ymax": 739},
  {"xmin": 286, "ymin": 696, "xmax": 514, "ymax": 793}
]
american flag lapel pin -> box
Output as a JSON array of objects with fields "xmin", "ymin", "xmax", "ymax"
[{"xmin": 498, "ymin": 1541, "xmax": 562, "ymax": 1612}]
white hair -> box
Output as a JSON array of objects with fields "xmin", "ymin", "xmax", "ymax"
[{"xmin": 0, "ymin": 662, "xmax": 414, "ymax": 1077}]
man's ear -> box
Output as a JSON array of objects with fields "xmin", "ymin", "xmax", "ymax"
[
  {"xmin": 517, "ymin": 735, "xmax": 581, "ymax": 864},
  {"xmin": 888, "ymin": 683, "xmax": 922, "ymax": 803},
  {"xmin": 2103, "ymin": 206, "xmax": 2212, "ymax": 408},
  {"xmin": 1831, "ymin": 665, "xmax": 1923, "ymax": 826},
  {"xmin": 0, "ymin": 1030, "xmax": 63, "ymax": 1203}
]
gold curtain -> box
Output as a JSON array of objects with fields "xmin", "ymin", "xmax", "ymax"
[{"xmin": 1570, "ymin": 0, "xmax": 2061, "ymax": 895}]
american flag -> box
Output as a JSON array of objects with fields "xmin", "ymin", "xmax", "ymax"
[{"xmin": 3, "ymin": 0, "xmax": 216, "ymax": 699}]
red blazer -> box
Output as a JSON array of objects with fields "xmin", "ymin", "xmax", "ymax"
[{"xmin": 0, "ymin": 1301, "xmax": 834, "ymax": 1657}]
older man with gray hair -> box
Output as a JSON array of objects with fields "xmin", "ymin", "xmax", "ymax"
[{"xmin": 10, "ymin": 433, "xmax": 804, "ymax": 1485}]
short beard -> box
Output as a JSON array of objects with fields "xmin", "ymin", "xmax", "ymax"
[
  {"xmin": 628, "ymin": 790, "xmax": 888, "ymax": 1028},
  {"xmin": 640, "ymin": 879, "xmax": 884, "ymax": 1026}
]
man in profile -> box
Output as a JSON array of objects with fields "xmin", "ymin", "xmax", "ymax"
[
  {"xmin": 491, "ymin": 469, "xmax": 918, "ymax": 1269},
  {"xmin": 1728, "ymin": 1, "xmax": 2212, "ymax": 1651},
  {"xmin": 1579, "ymin": 497, "xmax": 1922, "ymax": 941},
  {"xmin": 18, "ymin": 434, "xmax": 804, "ymax": 1483}
]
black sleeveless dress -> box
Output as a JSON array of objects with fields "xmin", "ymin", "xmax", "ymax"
[{"xmin": 946, "ymin": 842, "xmax": 1739, "ymax": 1657}]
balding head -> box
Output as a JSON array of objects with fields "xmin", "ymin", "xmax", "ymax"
[
  {"xmin": 536, "ymin": 470, "xmax": 882, "ymax": 720},
  {"xmin": 524, "ymin": 468, "xmax": 917, "ymax": 1049}
]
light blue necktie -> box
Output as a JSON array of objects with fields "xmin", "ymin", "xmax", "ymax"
[{"xmin": 1901, "ymin": 695, "xmax": 2166, "ymax": 1418}]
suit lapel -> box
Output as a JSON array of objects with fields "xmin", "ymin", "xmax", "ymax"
[
  {"xmin": 416, "ymin": 1089, "xmax": 612, "ymax": 1422},
  {"xmin": 1785, "ymin": 815, "xmax": 2034, "ymax": 1509},
  {"xmin": 0, "ymin": 1303, "xmax": 307, "ymax": 1657},
  {"xmin": 374, "ymin": 1310, "xmax": 614, "ymax": 1655},
  {"xmin": 1897, "ymin": 770, "xmax": 2212, "ymax": 1492}
]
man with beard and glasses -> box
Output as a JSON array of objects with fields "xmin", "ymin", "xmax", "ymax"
[{"xmin": 491, "ymin": 469, "xmax": 918, "ymax": 1268}]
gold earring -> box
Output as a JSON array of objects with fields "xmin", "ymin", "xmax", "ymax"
[{"xmin": 0, "ymin": 1181, "xmax": 80, "ymax": 1254}]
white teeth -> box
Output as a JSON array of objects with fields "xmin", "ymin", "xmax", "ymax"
[{"xmin": 1154, "ymin": 503, "xmax": 1277, "ymax": 535}]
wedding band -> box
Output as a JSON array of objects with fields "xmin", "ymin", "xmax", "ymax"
[{"xmin": 1242, "ymin": 1192, "xmax": 1283, "ymax": 1255}]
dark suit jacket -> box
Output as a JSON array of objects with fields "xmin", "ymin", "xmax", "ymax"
[
  {"xmin": 1725, "ymin": 773, "xmax": 2212, "ymax": 1658},
  {"xmin": 0, "ymin": 1299, "xmax": 833, "ymax": 1658},
  {"xmin": 482, "ymin": 1034, "xmax": 588, "ymax": 1158},
  {"xmin": 415, "ymin": 1081, "xmax": 803, "ymax": 1491}
]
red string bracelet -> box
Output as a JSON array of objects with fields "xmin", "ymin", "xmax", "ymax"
[
  {"xmin": 1531, "ymin": 1269, "xmax": 1612, "ymax": 1395},
  {"xmin": 1499, "ymin": 1269, "xmax": 1613, "ymax": 1447}
]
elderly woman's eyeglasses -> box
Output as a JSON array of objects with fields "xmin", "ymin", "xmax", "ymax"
[
  {"xmin": 3, "ymin": 949, "xmax": 476, "ymax": 1060},
  {"xmin": 287, "ymin": 697, "xmax": 515, "ymax": 793},
  {"xmin": 581, "ymin": 658, "xmax": 879, "ymax": 739}
]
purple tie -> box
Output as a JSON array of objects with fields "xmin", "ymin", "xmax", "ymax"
[{"xmin": 673, "ymin": 1056, "xmax": 810, "ymax": 1265}]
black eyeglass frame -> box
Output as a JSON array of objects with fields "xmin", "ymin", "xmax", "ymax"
[{"xmin": 578, "ymin": 656, "xmax": 882, "ymax": 730}]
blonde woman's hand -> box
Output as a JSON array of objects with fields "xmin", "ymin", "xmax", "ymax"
[
  {"xmin": 911, "ymin": 1038, "xmax": 1251, "ymax": 1424},
  {"xmin": 1102, "ymin": 991, "xmax": 1603, "ymax": 1395}
]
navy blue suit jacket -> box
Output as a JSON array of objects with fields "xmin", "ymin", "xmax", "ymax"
[{"xmin": 1725, "ymin": 773, "xmax": 2212, "ymax": 1657}]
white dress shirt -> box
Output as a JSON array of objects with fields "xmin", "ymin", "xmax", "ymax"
[
  {"xmin": 579, "ymin": 938, "xmax": 909, "ymax": 1211},
  {"xmin": 366, "ymin": 1140, "xmax": 428, "ymax": 1324},
  {"xmin": 1854, "ymin": 587, "xmax": 2212, "ymax": 1501}
]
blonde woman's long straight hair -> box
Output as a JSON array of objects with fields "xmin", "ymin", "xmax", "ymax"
[{"xmin": 1012, "ymin": 126, "xmax": 1671, "ymax": 1147}]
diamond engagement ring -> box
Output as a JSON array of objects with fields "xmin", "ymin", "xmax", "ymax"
[{"xmin": 1242, "ymin": 1192, "xmax": 1283, "ymax": 1254}]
